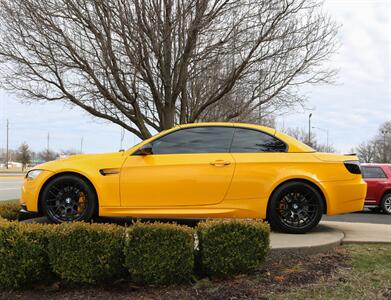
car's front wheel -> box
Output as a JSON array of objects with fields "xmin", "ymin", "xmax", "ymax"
[
  {"xmin": 381, "ymin": 193, "xmax": 391, "ymax": 215},
  {"xmin": 41, "ymin": 175, "xmax": 97, "ymax": 223},
  {"xmin": 267, "ymin": 181, "xmax": 324, "ymax": 234}
]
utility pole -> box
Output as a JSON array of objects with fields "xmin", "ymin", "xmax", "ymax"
[
  {"xmin": 5, "ymin": 119, "xmax": 9, "ymax": 169},
  {"xmin": 47, "ymin": 132, "xmax": 50, "ymax": 152},
  {"xmin": 381, "ymin": 130, "xmax": 389, "ymax": 163},
  {"xmin": 80, "ymin": 137, "xmax": 84, "ymax": 153},
  {"xmin": 308, "ymin": 113, "xmax": 312, "ymax": 147}
]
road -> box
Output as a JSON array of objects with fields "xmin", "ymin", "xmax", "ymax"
[{"xmin": 0, "ymin": 177, "xmax": 23, "ymax": 201}]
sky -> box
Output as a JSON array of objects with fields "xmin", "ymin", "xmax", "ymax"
[{"xmin": 0, "ymin": 0, "xmax": 390, "ymax": 154}]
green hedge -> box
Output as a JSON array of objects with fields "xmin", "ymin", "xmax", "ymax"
[
  {"xmin": 197, "ymin": 219, "xmax": 270, "ymax": 277},
  {"xmin": 47, "ymin": 222, "xmax": 125, "ymax": 284},
  {"xmin": 124, "ymin": 222, "xmax": 194, "ymax": 285},
  {"xmin": 0, "ymin": 201, "xmax": 21, "ymax": 221},
  {"xmin": 0, "ymin": 220, "xmax": 52, "ymax": 288},
  {"xmin": 0, "ymin": 218, "xmax": 270, "ymax": 288}
]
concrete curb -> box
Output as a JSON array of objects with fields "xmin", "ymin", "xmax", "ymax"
[
  {"xmin": 322, "ymin": 221, "xmax": 391, "ymax": 244},
  {"xmin": 269, "ymin": 224, "xmax": 344, "ymax": 256},
  {"xmin": 21, "ymin": 217, "xmax": 48, "ymax": 224}
]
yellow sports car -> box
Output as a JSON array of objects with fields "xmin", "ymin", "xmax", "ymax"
[{"xmin": 20, "ymin": 122, "xmax": 366, "ymax": 233}]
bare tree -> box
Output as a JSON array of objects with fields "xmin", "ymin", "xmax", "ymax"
[
  {"xmin": 16, "ymin": 142, "xmax": 31, "ymax": 170},
  {"xmin": 0, "ymin": 0, "xmax": 338, "ymax": 139},
  {"xmin": 283, "ymin": 127, "xmax": 336, "ymax": 153},
  {"xmin": 355, "ymin": 121, "xmax": 391, "ymax": 163},
  {"xmin": 38, "ymin": 149, "xmax": 58, "ymax": 162},
  {"xmin": 60, "ymin": 149, "xmax": 80, "ymax": 156},
  {"xmin": 355, "ymin": 141, "xmax": 376, "ymax": 163}
]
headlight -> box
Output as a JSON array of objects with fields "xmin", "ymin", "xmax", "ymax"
[{"xmin": 26, "ymin": 169, "xmax": 44, "ymax": 181}]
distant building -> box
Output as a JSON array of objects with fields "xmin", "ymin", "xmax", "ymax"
[{"xmin": 6, "ymin": 161, "xmax": 23, "ymax": 168}]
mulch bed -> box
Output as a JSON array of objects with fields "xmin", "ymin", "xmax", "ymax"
[{"xmin": 0, "ymin": 247, "xmax": 350, "ymax": 300}]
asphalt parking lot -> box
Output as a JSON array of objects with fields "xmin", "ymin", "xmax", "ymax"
[
  {"xmin": 0, "ymin": 176, "xmax": 390, "ymax": 225},
  {"xmin": 322, "ymin": 209, "xmax": 391, "ymax": 225}
]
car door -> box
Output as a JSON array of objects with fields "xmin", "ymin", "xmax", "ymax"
[
  {"xmin": 225, "ymin": 127, "xmax": 288, "ymax": 201},
  {"xmin": 362, "ymin": 166, "xmax": 387, "ymax": 202},
  {"xmin": 120, "ymin": 126, "xmax": 235, "ymax": 207}
]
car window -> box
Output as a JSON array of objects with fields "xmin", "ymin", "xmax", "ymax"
[
  {"xmin": 150, "ymin": 126, "xmax": 234, "ymax": 154},
  {"xmin": 230, "ymin": 128, "xmax": 287, "ymax": 153},
  {"xmin": 362, "ymin": 166, "xmax": 387, "ymax": 178}
]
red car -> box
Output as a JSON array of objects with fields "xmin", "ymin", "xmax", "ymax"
[{"xmin": 361, "ymin": 163, "xmax": 391, "ymax": 214}]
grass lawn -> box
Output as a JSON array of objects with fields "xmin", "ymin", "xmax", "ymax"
[
  {"xmin": 0, "ymin": 199, "xmax": 19, "ymax": 205},
  {"xmin": 275, "ymin": 244, "xmax": 391, "ymax": 300},
  {"xmin": 0, "ymin": 167, "xmax": 27, "ymax": 174}
]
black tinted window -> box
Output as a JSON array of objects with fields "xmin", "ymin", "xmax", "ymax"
[
  {"xmin": 362, "ymin": 167, "xmax": 386, "ymax": 178},
  {"xmin": 151, "ymin": 127, "xmax": 234, "ymax": 154},
  {"xmin": 230, "ymin": 128, "xmax": 287, "ymax": 153}
]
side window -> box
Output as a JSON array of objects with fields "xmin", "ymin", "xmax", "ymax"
[
  {"xmin": 362, "ymin": 167, "xmax": 387, "ymax": 178},
  {"xmin": 230, "ymin": 128, "xmax": 287, "ymax": 153},
  {"xmin": 151, "ymin": 127, "xmax": 234, "ymax": 154}
]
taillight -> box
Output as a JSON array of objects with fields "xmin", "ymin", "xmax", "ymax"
[{"xmin": 344, "ymin": 160, "xmax": 361, "ymax": 174}]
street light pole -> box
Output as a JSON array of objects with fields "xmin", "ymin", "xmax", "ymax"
[
  {"xmin": 5, "ymin": 119, "xmax": 9, "ymax": 169},
  {"xmin": 381, "ymin": 130, "xmax": 389, "ymax": 163},
  {"xmin": 308, "ymin": 113, "xmax": 312, "ymax": 146}
]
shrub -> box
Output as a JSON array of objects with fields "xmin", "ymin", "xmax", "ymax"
[
  {"xmin": 47, "ymin": 222, "xmax": 125, "ymax": 284},
  {"xmin": 196, "ymin": 219, "xmax": 270, "ymax": 277},
  {"xmin": 0, "ymin": 220, "xmax": 52, "ymax": 288},
  {"xmin": 0, "ymin": 201, "xmax": 21, "ymax": 221},
  {"xmin": 124, "ymin": 222, "xmax": 194, "ymax": 285}
]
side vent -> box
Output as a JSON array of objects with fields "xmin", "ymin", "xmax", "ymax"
[{"xmin": 99, "ymin": 169, "xmax": 120, "ymax": 176}]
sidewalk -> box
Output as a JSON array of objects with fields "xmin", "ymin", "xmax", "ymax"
[
  {"xmin": 322, "ymin": 221, "xmax": 391, "ymax": 244},
  {"xmin": 270, "ymin": 220, "xmax": 391, "ymax": 255}
]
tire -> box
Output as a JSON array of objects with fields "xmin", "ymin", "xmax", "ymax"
[
  {"xmin": 381, "ymin": 193, "xmax": 391, "ymax": 215},
  {"xmin": 41, "ymin": 175, "xmax": 97, "ymax": 223},
  {"xmin": 267, "ymin": 181, "xmax": 324, "ymax": 234},
  {"xmin": 368, "ymin": 207, "xmax": 382, "ymax": 213}
]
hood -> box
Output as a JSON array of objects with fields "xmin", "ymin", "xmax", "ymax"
[{"xmin": 34, "ymin": 152, "xmax": 126, "ymax": 171}]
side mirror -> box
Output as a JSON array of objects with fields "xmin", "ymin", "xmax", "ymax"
[{"xmin": 139, "ymin": 143, "xmax": 153, "ymax": 156}]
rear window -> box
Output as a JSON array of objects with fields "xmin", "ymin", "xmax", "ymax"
[
  {"xmin": 230, "ymin": 128, "xmax": 287, "ymax": 153},
  {"xmin": 362, "ymin": 166, "xmax": 387, "ymax": 179}
]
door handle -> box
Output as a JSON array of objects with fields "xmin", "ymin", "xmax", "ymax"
[{"xmin": 210, "ymin": 160, "xmax": 231, "ymax": 167}]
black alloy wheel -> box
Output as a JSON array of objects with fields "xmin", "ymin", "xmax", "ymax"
[
  {"xmin": 41, "ymin": 175, "xmax": 97, "ymax": 223},
  {"xmin": 267, "ymin": 181, "xmax": 324, "ymax": 234},
  {"xmin": 381, "ymin": 193, "xmax": 391, "ymax": 215}
]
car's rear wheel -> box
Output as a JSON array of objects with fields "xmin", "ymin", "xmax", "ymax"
[
  {"xmin": 41, "ymin": 175, "xmax": 97, "ymax": 223},
  {"xmin": 267, "ymin": 181, "xmax": 324, "ymax": 234},
  {"xmin": 368, "ymin": 207, "xmax": 382, "ymax": 213},
  {"xmin": 381, "ymin": 193, "xmax": 391, "ymax": 215}
]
